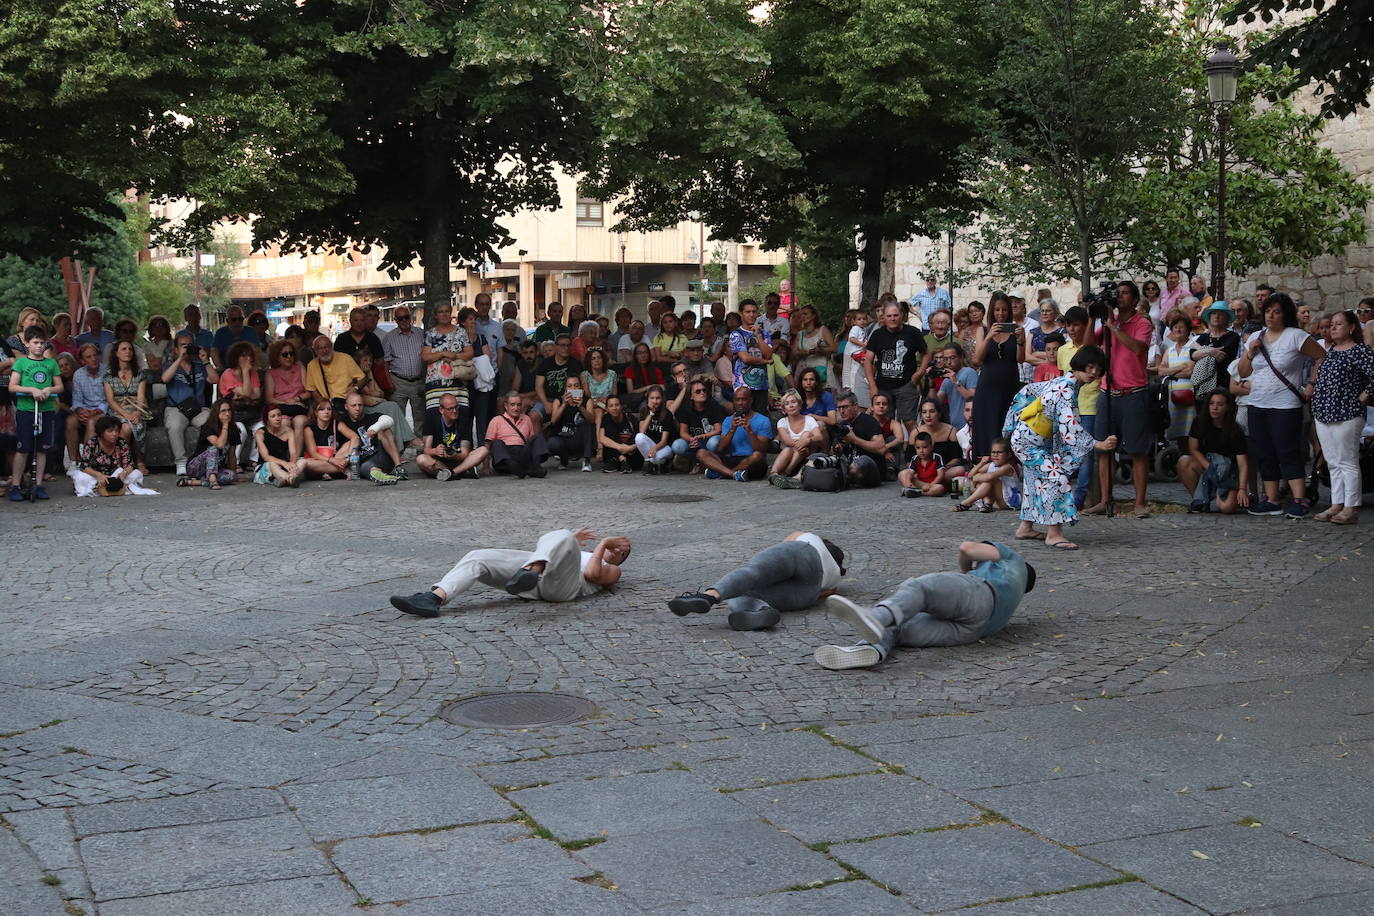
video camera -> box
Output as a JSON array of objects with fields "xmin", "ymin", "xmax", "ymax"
[{"xmin": 1085, "ymin": 281, "xmax": 1119, "ymax": 323}]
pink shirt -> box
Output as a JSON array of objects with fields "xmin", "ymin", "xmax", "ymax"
[
  {"xmin": 1159, "ymin": 285, "xmax": 1185, "ymax": 314},
  {"xmin": 1097, "ymin": 312, "xmax": 1151, "ymax": 390},
  {"xmin": 485, "ymin": 412, "xmax": 534, "ymax": 446},
  {"xmin": 268, "ymin": 365, "xmax": 306, "ymax": 404}
]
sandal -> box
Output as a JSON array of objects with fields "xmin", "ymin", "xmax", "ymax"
[
  {"xmin": 1015, "ymin": 531, "xmax": 1045, "ymax": 540},
  {"xmin": 209, "ymin": 479, "xmax": 221, "ymax": 490},
  {"xmin": 1331, "ymin": 510, "xmax": 1359, "ymax": 525},
  {"xmin": 1313, "ymin": 507, "xmax": 1339, "ymax": 522},
  {"xmin": 951, "ymin": 502, "xmax": 971, "ymax": 512},
  {"xmin": 978, "ymin": 503, "xmax": 994, "ymax": 513},
  {"xmin": 1046, "ymin": 538, "xmax": 1079, "ymax": 550},
  {"xmin": 175, "ymin": 476, "xmax": 190, "ymax": 487}
]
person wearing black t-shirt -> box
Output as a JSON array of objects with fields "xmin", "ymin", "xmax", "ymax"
[
  {"xmin": 546, "ymin": 375, "xmax": 596, "ymax": 471},
  {"xmin": 1178, "ymin": 390, "xmax": 1251, "ymax": 514},
  {"xmin": 675, "ymin": 379, "xmax": 726, "ymax": 470},
  {"xmin": 417, "ymin": 393, "xmax": 489, "ymax": 480},
  {"xmin": 333, "ymin": 307, "xmax": 384, "ymax": 362},
  {"xmin": 863, "ymin": 301, "xmax": 931, "ymax": 431},
  {"xmin": 597, "ymin": 395, "xmax": 641, "ymax": 473},
  {"xmin": 833, "ymin": 391, "xmax": 887, "ymax": 487},
  {"xmin": 535, "ymin": 334, "xmax": 583, "ymax": 420},
  {"xmin": 340, "ymin": 392, "xmax": 405, "ymax": 483},
  {"xmin": 635, "ymin": 385, "xmax": 677, "ymax": 474}
]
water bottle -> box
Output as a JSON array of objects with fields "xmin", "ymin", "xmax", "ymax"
[{"xmin": 348, "ymin": 452, "xmax": 360, "ymax": 480}]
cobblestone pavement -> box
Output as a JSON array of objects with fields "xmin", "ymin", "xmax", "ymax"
[{"xmin": 1, "ymin": 472, "xmax": 1372, "ymax": 914}]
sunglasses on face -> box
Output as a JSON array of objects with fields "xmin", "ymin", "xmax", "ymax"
[{"xmin": 282, "ymin": 350, "xmax": 296, "ymax": 358}]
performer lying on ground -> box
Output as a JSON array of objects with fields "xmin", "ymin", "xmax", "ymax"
[
  {"xmin": 390, "ymin": 527, "xmax": 630, "ymax": 618},
  {"xmin": 667, "ymin": 531, "xmax": 845, "ymax": 631},
  {"xmin": 814, "ymin": 540, "xmax": 1033, "ymax": 669}
]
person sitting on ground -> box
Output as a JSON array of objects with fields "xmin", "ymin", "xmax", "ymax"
[
  {"xmin": 302, "ymin": 398, "xmax": 357, "ymax": 481},
  {"xmin": 72, "ymin": 416, "xmax": 156, "ymax": 496},
  {"xmin": 899, "ymin": 431, "xmax": 947, "ymax": 497},
  {"xmin": 697, "ymin": 386, "xmax": 771, "ymax": 481},
  {"xmin": 545, "ymin": 373, "xmax": 596, "ymax": 471},
  {"xmin": 867, "ymin": 391, "xmax": 906, "ymax": 480},
  {"xmin": 635, "ymin": 384, "xmax": 676, "ymax": 474},
  {"xmin": 1178, "ymin": 389, "xmax": 1251, "ymax": 515},
  {"xmin": 182, "ymin": 398, "xmax": 240, "ymax": 489},
  {"xmin": 598, "ymin": 394, "xmax": 642, "ymax": 473},
  {"xmin": 390, "ymin": 526, "xmax": 631, "ymax": 618},
  {"xmin": 68, "ymin": 342, "xmax": 107, "ymax": 466},
  {"xmin": 417, "ymin": 392, "xmax": 488, "ymax": 480},
  {"xmin": 103, "ymin": 339, "xmax": 150, "ymax": 474},
  {"xmin": 535, "ymin": 332, "xmax": 583, "ymax": 420},
  {"xmin": 911, "ymin": 397, "xmax": 966, "ymax": 487},
  {"xmin": 339, "ymin": 391, "xmax": 405, "ymax": 485},
  {"xmin": 668, "ymin": 531, "xmax": 845, "ymax": 631},
  {"xmin": 254, "ymin": 404, "xmax": 306, "ymax": 487},
  {"xmin": 8, "ymin": 326, "xmax": 62, "ymax": 500},
  {"xmin": 305, "ymin": 333, "xmax": 365, "ymax": 413},
  {"xmin": 815, "ymin": 540, "xmax": 1034, "ymax": 669},
  {"xmin": 265, "ymin": 338, "xmax": 310, "ymax": 436},
  {"xmin": 675, "ymin": 379, "xmax": 725, "ymax": 471},
  {"xmin": 952, "ymin": 437, "xmax": 1021, "ymax": 512},
  {"xmin": 831, "ymin": 389, "xmax": 887, "ymax": 488},
  {"xmin": 219, "ymin": 340, "xmax": 265, "ymax": 468},
  {"xmin": 768, "ymin": 390, "xmax": 826, "ymax": 487},
  {"xmin": 485, "ymin": 392, "xmax": 548, "ymax": 478}
]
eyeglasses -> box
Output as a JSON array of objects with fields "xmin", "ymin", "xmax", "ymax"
[
  {"xmin": 396, "ymin": 313, "xmax": 412, "ymax": 320},
  {"xmin": 281, "ymin": 350, "xmax": 296, "ymax": 358},
  {"xmin": 1358, "ymin": 308, "xmax": 1373, "ymax": 315}
]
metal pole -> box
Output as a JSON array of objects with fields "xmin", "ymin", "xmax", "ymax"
[
  {"xmin": 1214, "ymin": 106, "xmax": 1230, "ymax": 300},
  {"xmin": 620, "ymin": 239, "xmax": 627, "ymax": 312},
  {"xmin": 787, "ymin": 242, "xmax": 797, "ymax": 309},
  {"xmin": 947, "ymin": 230, "xmax": 956, "ymax": 302},
  {"xmin": 193, "ymin": 246, "xmax": 203, "ymax": 307}
]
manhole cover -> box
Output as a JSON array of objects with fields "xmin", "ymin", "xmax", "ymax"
[
  {"xmin": 438, "ymin": 692, "xmax": 599, "ymax": 728},
  {"xmin": 640, "ymin": 493, "xmax": 712, "ymax": 503}
]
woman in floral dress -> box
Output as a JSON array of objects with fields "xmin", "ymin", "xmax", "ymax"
[{"xmin": 1003, "ymin": 345, "xmax": 1117, "ymax": 550}]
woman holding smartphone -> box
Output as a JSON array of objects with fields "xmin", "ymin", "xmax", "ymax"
[{"xmin": 970, "ymin": 292, "xmax": 1025, "ymax": 460}]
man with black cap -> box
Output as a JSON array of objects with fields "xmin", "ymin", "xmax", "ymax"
[{"xmin": 814, "ymin": 540, "xmax": 1035, "ymax": 669}]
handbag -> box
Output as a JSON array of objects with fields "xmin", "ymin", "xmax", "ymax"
[
  {"xmin": 174, "ymin": 363, "xmax": 203, "ymax": 418},
  {"xmin": 449, "ymin": 359, "xmax": 478, "ymax": 382},
  {"xmin": 472, "ymin": 354, "xmax": 496, "ymax": 392},
  {"xmin": 800, "ymin": 464, "xmax": 847, "ymax": 492},
  {"xmin": 1170, "ymin": 386, "xmax": 1195, "ymax": 407}
]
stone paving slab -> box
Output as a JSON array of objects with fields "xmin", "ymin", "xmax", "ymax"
[
  {"xmin": 966, "ymin": 881, "xmax": 1206, "ymax": 914},
  {"xmin": 652, "ymin": 879, "xmax": 916, "ymax": 914},
  {"xmin": 577, "ymin": 818, "xmax": 847, "ymax": 909},
  {"xmin": 97, "ymin": 874, "xmax": 361, "ymax": 916},
  {"xmin": 1083, "ymin": 823, "xmax": 1374, "ymax": 913},
  {"xmin": 474, "ymin": 747, "xmax": 676, "ymax": 789},
  {"xmin": 140, "ymin": 727, "xmax": 379, "ymax": 786},
  {"xmin": 865, "ymin": 731, "xmax": 1115, "ymax": 791},
  {"xmin": 830, "ymin": 823, "xmax": 1119, "ymax": 911},
  {"xmin": 367, "ymin": 880, "xmax": 648, "ymax": 915},
  {"xmin": 81, "ymin": 811, "xmax": 332, "ymax": 901},
  {"xmin": 283, "ymin": 769, "xmax": 515, "ymax": 840},
  {"xmin": 70, "ymin": 787, "xmax": 286, "ymax": 836},
  {"xmin": 728, "ymin": 773, "xmax": 980, "ymax": 844},
  {"xmin": 331, "ymin": 822, "xmax": 593, "ymax": 903},
  {"xmin": 0, "ymin": 826, "xmax": 66, "ymax": 915}
]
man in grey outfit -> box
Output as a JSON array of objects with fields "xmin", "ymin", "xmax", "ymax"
[
  {"xmin": 815, "ymin": 540, "xmax": 1034, "ymax": 669},
  {"xmin": 668, "ymin": 531, "xmax": 846, "ymax": 631}
]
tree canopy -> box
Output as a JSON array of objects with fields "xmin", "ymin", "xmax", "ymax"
[{"xmin": 1227, "ymin": 0, "xmax": 1374, "ymax": 118}]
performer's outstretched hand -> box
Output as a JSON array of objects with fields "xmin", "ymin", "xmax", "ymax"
[{"xmin": 573, "ymin": 526, "xmax": 597, "ymax": 547}]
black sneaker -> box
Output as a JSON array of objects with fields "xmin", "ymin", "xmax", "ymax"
[
  {"xmin": 391, "ymin": 592, "xmax": 441, "ymax": 618},
  {"xmin": 462, "ymin": 467, "xmax": 481, "ymax": 480},
  {"xmin": 728, "ymin": 605, "xmax": 781, "ymax": 631},
  {"xmin": 1248, "ymin": 500, "xmax": 1283, "ymax": 516},
  {"xmin": 504, "ymin": 568, "xmax": 540, "ymax": 596},
  {"xmin": 1187, "ymin": 501, "xmax": 1209, "ymax": 514},
  {"xmin": 668, "ymin": 592, "xmax": 717, "ymax": 616},
  {"xmin": 1285, "ymin": 500, "xmax": 1311, "ymax": 520},
  {"xmin": 529, "ymin": 467, "xmax": 547, "ymax": 478},
  {"xmin": 901, "ymin": 487, "xmax": 922, "ymax": 498}
]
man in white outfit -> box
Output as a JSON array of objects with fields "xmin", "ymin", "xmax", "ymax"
[{"xmin": 389, "ymin": 527, "xmax": 631, "ymax": 618}]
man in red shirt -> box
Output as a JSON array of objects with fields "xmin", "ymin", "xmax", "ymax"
[{"xmin": 1086, "ymin": 280, "xmax": 1153, "ymax": 518}]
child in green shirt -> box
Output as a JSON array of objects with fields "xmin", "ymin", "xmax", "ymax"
[{"xmin": 8, "ymin": 326, "xmax": 63, "ymax": 501}]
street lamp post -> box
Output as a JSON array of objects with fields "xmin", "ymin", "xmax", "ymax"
[{"xmin": 1204, "ymin": 46, "xmax": 1240, "ymax": 300}]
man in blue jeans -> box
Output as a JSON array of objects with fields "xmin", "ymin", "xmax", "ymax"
[
  {"xmin": 814, "ymin": 541, "xmax": 1034, "ymax": 669},
  {"xmin": 669, "ymin": 531, "xmax": 846, "ymax": 630}
]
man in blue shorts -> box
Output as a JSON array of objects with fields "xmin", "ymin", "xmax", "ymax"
[{"xmin": 814, "ymin": 540, "xmax": 1034, "ymax": 669}]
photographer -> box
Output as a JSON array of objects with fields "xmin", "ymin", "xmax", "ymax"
[
  {"xmin": 931, "ymin": 344, "xmax": 978, "ymax": 431},
  {"xmin": 832, "ymin": 390, "xmax": 887, "ymax": 487},
  {"xmin": 697, "ymin": 387, "xmax": 771, "ymax": 481},
  {"xmin": 1087, "ymin": 280, "xmax": 1154, "ymax": 518},
  {"xmin": 161, "ymin": 331, "xmax": 221, "ymax": 478}
]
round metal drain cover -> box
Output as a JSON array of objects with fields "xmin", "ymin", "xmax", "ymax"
[
  {"xmin": 640, "ymin": 493, "xmax": 712, "ymax": 503},
  {"xmin": 438, "ymin": 692, "xmax": 598, "ymax": 728}
]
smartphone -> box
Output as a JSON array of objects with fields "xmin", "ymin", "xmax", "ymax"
[{"xmin": 996, "ymin": 323, "xmax": 1016, "ymax": 334}]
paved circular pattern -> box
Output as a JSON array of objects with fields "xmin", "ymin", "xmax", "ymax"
[{"xmin": 438, "ymin": 692, "xmax": 600, "ymax": 728}]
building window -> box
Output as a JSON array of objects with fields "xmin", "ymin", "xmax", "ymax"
[{"xmin": 575, "ymin": 194, "xmax": 603, "ymax": 227}]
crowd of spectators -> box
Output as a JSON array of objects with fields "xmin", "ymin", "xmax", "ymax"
[{"xmin": 3, "ymin": 281, "xmax": 1372, "ymax": 527}]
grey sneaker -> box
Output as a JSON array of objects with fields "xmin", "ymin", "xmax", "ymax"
[
  {"xmin": 434, "ymin": 468, "xmax": 453, "ymax": 482},
  {"xmin": 825, "ymin": 595, "xmax": 885, "ymax": 645},
  {"xmin": 901, "ymin": 487, "xmax": 922, "ymax": 498},
  {"xmin": 769, "ymin": 474, "xmax": 801, "ymax": 489},
  {"xmin": 814, "ymin": 644, "xmax": 882, "ymax": 670}
]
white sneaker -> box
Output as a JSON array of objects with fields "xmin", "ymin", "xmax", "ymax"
[
  {"xmin": 814, "ymin": 644, "xmax": 882, "ymax": 670},
  {"xmin": 435, "ymin": 468, "xmax": 453, "ymax": 481},
  {"xmin": 581, "ymin": 460, "xmax": 592, "ymax": 472},
  {"xmin": 175, "ymin": 461, "xmax": 187, "ymax": 477},
  {"xmin": 825, "ymin": 595, "xmax": 885, "ymax": 645}
]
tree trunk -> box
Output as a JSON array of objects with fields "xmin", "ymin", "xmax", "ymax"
[
  {"xmin": 420, "ymin": 122, "xmax": 450, "ymax": 327},
  {"xmin": 859, "ymin": 233, "xmax": 883, "ymax": 308},
  {"xmin": 1078, "ymin": 230, "xmax": 1093, "ymax": 297}
]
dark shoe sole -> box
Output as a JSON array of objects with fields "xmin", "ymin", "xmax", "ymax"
[
  {"xmin": 390, "ymin": 595, "xmax": 440, "ymax": 618},
  {"xmin": 668, "ymin": 595, "xmax": 714, "ymax": 616},
  {"xmin": 728, "ymin": 605, "xmax": 781, "ymax": 631},
  {"xmin": 505, "ymin": 569, "xmax": 540, "ymax": 596}
]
